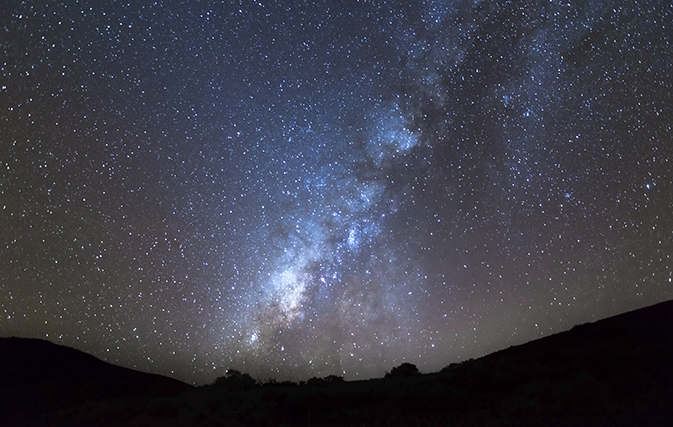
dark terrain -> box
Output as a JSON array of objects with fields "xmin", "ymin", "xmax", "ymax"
[{"xmin": 2, "ymin": 299, "xmax": 673, "ymax": 426}]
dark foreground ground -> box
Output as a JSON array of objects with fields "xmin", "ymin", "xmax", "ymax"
[{"xmin": 2, "ymin": 299, "xmax": 673, "ymax": 426}]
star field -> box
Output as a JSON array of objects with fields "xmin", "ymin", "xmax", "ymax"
[{"xmin": 1, "ymin": 0, "xmax": 672, "ymax": 384}]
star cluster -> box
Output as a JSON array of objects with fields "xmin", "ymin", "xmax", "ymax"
[{"xmin": 1, "ymin": 0, "xmax": 672, "ymax": 384}]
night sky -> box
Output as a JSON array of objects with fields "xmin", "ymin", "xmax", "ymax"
[{"xmin": 1, "ymin": 0, "xmax": 672, "ymax": 385}]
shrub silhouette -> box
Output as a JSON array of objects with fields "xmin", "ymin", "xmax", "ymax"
[
  {"xmin": 212, "ymin": 369, "xmax": 257, "ymax": 391},
  {"xmin": 385, "ymin": 362, "xmax": 420, "ymax": 378},
  {"xmin": 262, "ymin": 378, "xmax": 298, "ymax": 387},
  {"xmin": 305, "ymin": 374, "xmax": 345, "ymax": 387},
  {"xmin": 306, "ymin": 376, "xmax": 327, "ymax": 387},
  {"xmin": 324, "ymin": 374, "xmax": 345, "ymax": 383}
]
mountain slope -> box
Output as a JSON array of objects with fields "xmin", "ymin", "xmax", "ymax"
[
  {"xmin": 0, "ymin": 337, "xmax": 192, "ymax": 426},
  {"xmin": 1, "ymin": 299, "xmax": 672, "ymax": 426}
]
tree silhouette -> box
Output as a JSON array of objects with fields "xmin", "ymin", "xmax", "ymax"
[
  {"xmin": 213, "ymin": 369, "xmax": 257, "ymax": 390},
  {"xmin": 385, "ymin": 362, "xmax": 420, "ymax": 378},
  {"xmin": 324, "ymin": 374, "xmax": 345, "ymax": 383}
]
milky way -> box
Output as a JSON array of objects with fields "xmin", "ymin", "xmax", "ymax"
[{"xmin": 1, "ymin": 1, "xmax": 672, "ymax": 384}]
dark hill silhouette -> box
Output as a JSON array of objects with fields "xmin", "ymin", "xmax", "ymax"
[
  {"xmin": 0, "ymin": 337, "xmax": 193, "ymax": 426},
  {"xmin": 2, "ymin": 299, "xmax": 673, "ymax": 426},
  {"xmin": 0, "ymin": 337, "xmax": 189, "ymax": 392},
  {"xmin": 482, "ymin": 297, "xmax": 673, "ymax": 365}
]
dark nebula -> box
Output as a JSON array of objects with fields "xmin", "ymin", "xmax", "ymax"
[{"xmin": 1, "ymin": 0, "xmax": 671, "ymax": 384}]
